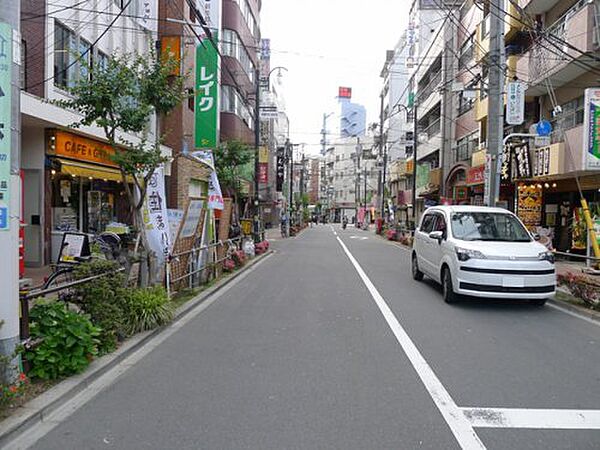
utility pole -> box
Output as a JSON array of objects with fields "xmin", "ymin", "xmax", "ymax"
[
  {"xmin": 411, "ymin": 97, "xmax": 418, "ymax": 227},
  {"xmin": 487, "ymin": 0, "xmax": 505, "ymax": 206},
  {"xmin": 0, "ymin": 0, "xmax": 21, "ymax": 383},
  {"xmin": 377, "ymin": 93, "xmax": 385, "ymax": 219},
  {"xmin": 253, "ymin": 67, "xmax": 261, "ymax": 241},
  {"xmin": 355, "ymin": 137, "xmax": 361, "ymax": 220},
  {"xmin": 286, "ymin": 138, "xmax": 293, "ymax": 235}
]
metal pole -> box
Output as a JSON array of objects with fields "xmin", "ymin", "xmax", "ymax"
[
  {"xmin": 487, "ymin": 0, "xmax": 505, "ymax": 207},
  {"xmin": 0, "ymin": 0, "xmax": 21, "ymax": 383},
  {"xmin": 253, "ymin": 68, "xmax": 260, "ymax": 241},
  {"xmin": 286, "ymin": 138, "xmax": 292, "ymax": 236},
  {"xmin": 378, "ymin": 93, "xmax": 385, "ymax": 218},
  {"xmin": 411, "ymin": 100, "xmax": 418, "ymax": 228}
]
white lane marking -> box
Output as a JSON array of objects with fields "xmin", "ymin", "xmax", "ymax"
[
  {"xmin": 462, "ymin": 407, "xmax": 600, "ymax": 429},
  {"xmin": 547, "ymin": 302, "xmax": 600, "ymax": 327},
  {"xmin": 349, "ymin": 236, "xmax": 368, "ymax": 240},
  {"xmin": 335, "ymin": 236, "xmax": 485, "ymax": 449},
  {"xmin": 6, "ymin": 256, "xmax": 274, "ymax": 450}
]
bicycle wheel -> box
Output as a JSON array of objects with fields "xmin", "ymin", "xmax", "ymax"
[{"xmin": 43, "ymin": 268, "xmax": 76, "ymax": 302}]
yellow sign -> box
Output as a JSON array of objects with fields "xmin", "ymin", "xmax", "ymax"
[
  {"xmin": 259, "ymin": 146, "xmax": 269, "ymax": 164},
  {"xmin": 240, "ymin": 219, "xmax": 253, "ymax": 235},
  {"xmin": 404, "ymin": 159, "xmax": 414, "ymax": 174},
  {"xmin": 471, "ymin": 148, "xmax": 487, "ymax": 167},
  {"xmin": 161, "ymin": 36, "xmax": 181, "ymax": 76},
  {"xmin": 51, "ymin": 131, "xmax": 117, "ymax": 167}
]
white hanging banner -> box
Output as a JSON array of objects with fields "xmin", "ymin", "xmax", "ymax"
[
  {"xmin": 133, "ymin": 0, "xmax": 158, "ymax": 33},
  {"xmin": 208, "ymin": 169, "xmax": 224, "ymax": 210},
  {"xmin": 143, "ymin": 167, "xmax": 171, "ymax": 267},
  {"xmin": 506, "ymin": 81, "xmax": 525, "ymax": 125}
]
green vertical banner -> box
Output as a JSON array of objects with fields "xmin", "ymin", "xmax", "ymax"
[
  {"xmin": 0, "ymin": 23, "xmax": 12, "ymax": 231},
  {"xmin": 591, "ymin": 103, "xmax": 600, "ymax": 159},
  {"xmin": 195, "ymin": 34, "xmax": 219, "ymax": 150}
]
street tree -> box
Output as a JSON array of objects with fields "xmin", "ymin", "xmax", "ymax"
[
  {"xmin": 215, "ymin": 140, "xmax": 254, "ymax": 215},
  {"xmin": 54, "ymin": 50, "xmax": 184, "ymax": 283}
]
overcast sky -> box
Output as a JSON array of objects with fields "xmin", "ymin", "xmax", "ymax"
[{"xmin": 261, "ymin": 0, "xmax": 411, "ymax": 155}]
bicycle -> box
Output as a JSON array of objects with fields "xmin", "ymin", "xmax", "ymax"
[{"xmin": 42, "ymin": 232, "xmax": 124, "ymax": 300}]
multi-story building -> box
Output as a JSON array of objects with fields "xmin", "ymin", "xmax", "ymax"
[
  {"xmin": 326, "ymin": 136, "xmax": 378, "ymax": 222},
  {"xmin": 384, "ymin": 0, "xmax": 600, "ymax": 254},
  {"xmin": 505, "ymin": 0, "xmax": 600, "ymax": 252},
  {"xmin": 21, "ymin": 0, "xmax": 173, "ymax": 267},
  {"xmin": 158, "ymin": 0, "xmax": 212, "ymax": 211},
  {"xmin": 220, "ymin": 0, "xmax": 261, "ymax": 203},
  {"xmin": 380, "ymin": 32, "xmax": 414, "ymax": 225},
  {"xmin": 307, "ymin": 157, "xmax": 320, "ymax": 204}
]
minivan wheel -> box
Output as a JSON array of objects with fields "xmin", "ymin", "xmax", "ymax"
[
  {"xmin": 530, "ymin": 298, "xmax": 547, "ymax": 306},
  {"xmin": 412, "ymin": 254, "xmax": 424, "ymax": 281},
  {"xmin": 442, "ymin": 267, "xmax": 459, "ymax": 304}
]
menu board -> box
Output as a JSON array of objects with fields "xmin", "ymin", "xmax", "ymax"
[{"xmin": 517, "ymin": 185, "xmax": 542, "ymax": 228}]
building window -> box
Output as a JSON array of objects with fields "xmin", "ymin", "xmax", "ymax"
[
  {"xmin": 552, "ymin": 96, "xmax": 584, "ymax": 131},
  {"xmin": 20, "ymin": 40, "xmax": 26, "ymax": 89},
  {"xmin": 187, "ymin": 88, "xmax": 194, "ymax": 111},
  {"xmin": 79, "ymin": 38, "xmax": 91, "ymax": 81},
  {"xmin": 455, "ymin": 132, "xmax": 478, "ymax": 162},
  {"xmin": 97, "ymin": 50, "xmax": 109, "ymax": 71},
  {"xmin": 459, "ymin": 33, "xmax": 474, "ymax": 69},
  {"xmin": 54, "ymin": 21, "xmax": 76, "ymax": 89},
  {"xmin": 222, "ymin": 28, "xmax": 255, "ymax": 82},
  {"xmin": 457, "ymin": 91, "xmax": 475, "ymax": 116}
]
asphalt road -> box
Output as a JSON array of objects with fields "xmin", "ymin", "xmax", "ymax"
[{"xmin": 27, "ymin": 225, "xmax": 600, "ymax": 449}]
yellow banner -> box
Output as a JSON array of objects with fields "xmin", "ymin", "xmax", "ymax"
[{"xmin": 259, "ymin": 146, "xmax": 269, "ymax": 164}]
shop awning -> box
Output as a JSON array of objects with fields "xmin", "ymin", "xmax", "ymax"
[{"xmin": 57, "ymin": 159, "xmax": 133, "ymax": 183}]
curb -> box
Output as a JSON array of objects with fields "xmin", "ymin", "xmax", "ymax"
[
  {"xmin": 0, "ymin": 250, "xmax": 274, "ymax": 446},
  {"xmin": 549, "ymin": 293, "xmax": 600, "ymax": 324}
]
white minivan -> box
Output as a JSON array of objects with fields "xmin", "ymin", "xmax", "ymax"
[{"xmin": 411, "ymin": 205, "xmax": 556, "ymax": 305}]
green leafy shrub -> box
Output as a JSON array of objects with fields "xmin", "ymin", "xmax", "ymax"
[
  {"xmin": 124, "ymin": 287, "xmax": 173, "ymax": 334},
  {"xmin": 25, "ymin": 302, "xmax": 100, "ymax": 380},
  {"xmin": 73, "ymin": 260, "xmax": 129, "ymax": 354}
]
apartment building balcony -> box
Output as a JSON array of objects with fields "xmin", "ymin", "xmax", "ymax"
[
  {"xmin": 474, "ymin": 55, "xmax": 519, "ymax": 122},
  {"xmin": 518, "ymin": 0, "xmax": 562, "ymax": 15},
  {"xmin": 417, "ymin": 118, "xmax": 442, "ymax": 160},
  {"xmin": 416, "ymin": 69, "xmax": 442, "ymax": 118},
  {"xmin": 520, "ymin": 1, "xmax": 600, "ymax": 96},
  {"xmin": 475, "ymin": 2, "xmax": 525, "ymax": 62}
]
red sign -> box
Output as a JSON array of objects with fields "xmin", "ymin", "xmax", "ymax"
[
  {"xmin": 467, "ymin": 165, "xmax": 485, "ymax": 185},
  {"xmin": 258, "ymin": 163, "xmax": 268, "ymax": 183},
  {"xmin": 338, "ymin": 86, "xmax": 352, "ymax": 99}
]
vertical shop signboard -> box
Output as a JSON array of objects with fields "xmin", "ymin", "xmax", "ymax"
[
  {"xmin": 0, "ymin": 23, "xmax": 11, "ymax": 231},
  {"xmin": 276, "ymin": 147, "xmax": 285, "ymax": 192},
  {"xmin": 583, "ymin": 87, "xmax": 600, "ymax": 170},
  {"xmin": 143, "ymin": 167, "xmax": 171, "ymax": 268},
  {"xmin": 194, "ymin": 35, "xmax": 219, "ymax": 150},
  {"xmin": 259, "ymin": 146, "xmax": 269, "ymax": 184},
  {"xmin": 517, "ymin": 185, "xmax": 543, "ymax": 229}
]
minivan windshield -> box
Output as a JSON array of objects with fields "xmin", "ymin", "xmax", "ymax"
[{"xmin": 451, "ymin": 212, "xmax": 532, "ymax": 242}]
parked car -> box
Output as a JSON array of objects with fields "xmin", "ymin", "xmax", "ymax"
[{"xmin": 411, "ymin": 205, "xmax": 555, "ymax": 305}]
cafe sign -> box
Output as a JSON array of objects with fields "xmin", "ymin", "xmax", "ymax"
[{"xmin": 49, "ymin": 130, "xmax": 118, "ymax": 167}]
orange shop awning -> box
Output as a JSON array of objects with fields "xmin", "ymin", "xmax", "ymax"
[{"xmin": 57, "ymin": 158, "xmax": 133, "ymax": 183}]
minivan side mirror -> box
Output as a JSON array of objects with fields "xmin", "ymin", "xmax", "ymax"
[
  {"xmin": 531, "ymin": 232, "xmax": 541, "ymax": 241},
  {"xmin": 429, "ymin": 231, "xmax": 444, "ymax": 243}
]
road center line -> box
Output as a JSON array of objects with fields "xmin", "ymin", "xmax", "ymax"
[
  {"xmin": 462, "ymin": 407, "xmax": 600, "ymax": 429},
  {"xmin": 335, "ymin": 235, "xmax": 485, "ymax": 450}
]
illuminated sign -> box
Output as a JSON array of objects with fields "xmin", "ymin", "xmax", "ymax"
[{"xmin": 338, "ymin": 87, "xmax": 352, "ymax": 99}]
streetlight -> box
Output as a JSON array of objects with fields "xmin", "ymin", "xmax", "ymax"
[{"xmin": 254, "ymin": 66, "xmax": 288, "ymax": 241}]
